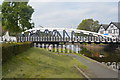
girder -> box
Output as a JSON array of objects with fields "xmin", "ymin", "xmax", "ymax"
[{"xmin": 18, "ymin": 28, "xmax": 120, "ymax": 43}]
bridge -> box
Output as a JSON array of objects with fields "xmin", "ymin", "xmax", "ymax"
[{"xmin": 18, "ymin": 28, "xmax": 120, "ymax": 43}]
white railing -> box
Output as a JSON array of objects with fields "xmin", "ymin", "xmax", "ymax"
[{"xmin": 18, "ymin": 36, "xmax": 120, "ymax": 43}]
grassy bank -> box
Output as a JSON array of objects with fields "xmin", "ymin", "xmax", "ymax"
[{"xmin": 3, "ymin": 48, "xmax": 87, "ymax": 78}]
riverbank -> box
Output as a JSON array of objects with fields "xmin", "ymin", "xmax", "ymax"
[
  {"xmin": 80, "ymin": 44, "xmax": 120, "ymax": 60},
  {"xmin": 79, "ymin": 44, "xmax": 120, "ymax": 70},
  {"xmin": 80, "ymin": 44, "xmax": 120, "ymax": 54},
  {"xmin": 3, "ymin": 48, "xmax": 86, "ymax": 78}
]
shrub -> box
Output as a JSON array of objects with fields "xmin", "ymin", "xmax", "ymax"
[{"xmin": 2, "ymin": 42, "xmax": 32, "ymax": 63}]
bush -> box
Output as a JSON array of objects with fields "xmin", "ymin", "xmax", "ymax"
[{"xmin": 2, "ymin": 42, "xmax": 32, "ymax": 63}]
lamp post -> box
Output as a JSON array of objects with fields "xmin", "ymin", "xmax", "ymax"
[{"xmin": 39, "ymin": 25, "xmax": 44, "ymax": 28}]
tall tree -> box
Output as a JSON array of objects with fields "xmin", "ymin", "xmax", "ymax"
[
  {"xmin": 2, "ymin": 1, "xmax": 34, "ymax": 34},
  {"xmin": 77, "ymin": 19, "xmax": 100, "ymax": 32},
  {"xmin": 0, "ymin": 13, "xmax": 1, "ymax": 23},
  {"xmin": 0, "ymin": 5, "xmax": 1, "ymax": 24}
]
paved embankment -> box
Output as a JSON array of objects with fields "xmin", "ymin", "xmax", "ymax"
[{"xmin": 54, "ymin": 53, "xmax": 118, "ymax": 78}]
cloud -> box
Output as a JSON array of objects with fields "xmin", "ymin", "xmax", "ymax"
[
  {"xmin": 29, "ymin": 2, "xmax": 118, "ymax": 28},
  {"xmin": 29, "ymin": 0, "xmax": 119, "ymax": 2}
]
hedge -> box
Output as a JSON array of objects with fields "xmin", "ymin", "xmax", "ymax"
[{"xmin": 2, "ymin": 42, "xmax": 32, "ymax": 63}]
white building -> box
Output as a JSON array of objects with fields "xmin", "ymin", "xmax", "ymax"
[
  {"xmin": 98, "ymin": 24, "xmax": 108, "ymax": 34},
  {"xmin": 2, "ymin": 31, "xmax": 17, "ymax": 42},
  {"xmin": 98, "ymin": 22, "xmax": 120, "ymax": 37},
  {"xmin": 106, "ymin": 22, "xmax": 120, "ymax": 37}
]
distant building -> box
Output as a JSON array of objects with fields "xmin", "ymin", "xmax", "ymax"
[
  {"xmin": 98, "ymin": 24, "xmax": 108, "ymax": 34},
  {"xmin": 98, "ymin": 22, "xmax": 120, "ymax": 37},
  {"xmin": 2, "ymin": 31, "xmax": 17, "ymax": 42},
  {"xmin": 106, "ymin": 22, "xmax": 120, "ymax": 37}
]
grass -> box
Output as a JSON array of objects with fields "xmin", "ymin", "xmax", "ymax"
[{"xmin": 3, "ymin": 48, "xmax": 87, "ymax": 78}]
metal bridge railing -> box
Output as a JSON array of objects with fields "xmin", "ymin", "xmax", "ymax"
[{"xmin": 18, "ymin": 36, "xmax": 120, "ymax": 43}]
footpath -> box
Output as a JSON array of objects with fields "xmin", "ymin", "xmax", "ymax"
[{"xmin": 54, "ymin": 53, "xmax": 118, "ymax": 79}]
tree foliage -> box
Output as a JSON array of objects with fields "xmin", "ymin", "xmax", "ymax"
[
  {"xmin": 2, "ymin": 1, "xmax": 34, "ymax": 33},
  {"xmin": 0, "ymin": 5, "xmax": 1, "ymax": 24},
  {"xmin": 77, "ymin": 19, "xmax": 100, "ymax": 32}
]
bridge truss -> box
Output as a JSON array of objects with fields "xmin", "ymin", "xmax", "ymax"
[{"xmin": 18, "ymin": 28, "xmax": 120, "ymax": 43}]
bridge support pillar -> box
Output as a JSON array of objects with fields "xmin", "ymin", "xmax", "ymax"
[
  {"xmin": 41, "ymin": 44, "xmax": 44, "ymax": 48},
  {"xmin": 38, "ymin": 43, "xmax": 40, "ymax": 48},
  {"xmin": 74, "ymin": 44, "xmax": 76, "ymax": 53},
  {"xmin": 61, "ymin": 45, "xmax": 62, "ymax": 53},
  {"xmin": 52, "ymin": 44, "xmax": 54, "ymax": 52},
  {"xmin": 54, "ymin": 44, "xmax": 57, "ymax": 52},
  {"xmin": 45, "ymin": 43, "xmax": 47, "ymax": 49},
  {"xmin": 40, "ymin": 43, "xmax": 42, "ymax": 48},
  {"xmin": 57, "ymin": 44, "xmax": 59, "ymax": 52},
  {"xmin": 65, "ymin": 45, "xmax": 67, "ymax": 53},
  {"xmin": 76, "ymin": 45, "xmax": 79, "ymax": 53},
  {"xmin": 68, "ymin": 45, "xmax": 70, "ymax": 53},
  {"xmin": 58, "ymin": 45, "xmax": 60, "ymax": 53},
  {"xmin": 63, "ymin": 45, "xmax": 65, "ymax": 53},
  {"xmin": 34, "ymin": 43, "xmax": 36, "ymax": 47},
  {"xmin": 78, "ymin": 44, "xmax": 80, "ymax": 54},
  {"xmin": 69, "ymin": 44, "xmax": 72, "ymax": 53}
]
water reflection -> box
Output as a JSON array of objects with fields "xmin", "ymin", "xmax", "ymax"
[
  {"xmin": 34, "ymin": 43, "xmax": 81, "ymax": 53},
  {"xmin": 80, "ymin": 44, "xmax": 120, "ymax": 62}
]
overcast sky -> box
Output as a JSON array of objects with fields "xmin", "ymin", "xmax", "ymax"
[
  {"xmin": 28, "ymin": 1, "xmax": 118, "ymax": 29},
  {"xmin": 0, "ymin": 0, "xmax": 119, "ymax": 29}
]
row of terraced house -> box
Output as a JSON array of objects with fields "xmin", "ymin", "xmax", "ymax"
[{"xmin": 98, "ymin": 22, "xmax": 120, "ymax": 38}]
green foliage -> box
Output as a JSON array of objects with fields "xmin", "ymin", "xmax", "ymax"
[
  {"xmin": 77, "ymin": 19, "xmax": 100, "ymax": 32},
  {"xmin": 80, "ymin": 47, "xmax": 92, "ymax": 57},
  {"xmin": 0, "ymin": 5, "xmax": 1, "ymax": 25},
  {"xmin": 2, "ymin": 42, "xmax": 32, "ymax": 63},
  {"xmin": 2, "ymin": 1, "xmax": 34, "ymax": 33}
]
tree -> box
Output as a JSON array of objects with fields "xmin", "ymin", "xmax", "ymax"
[
  {"xmin": 0, "ymin": 5, "xmax": 2, "ymax": 36},
  {"xmin": 77, "ymin": 19, "xmax": 100, "ymax": 32},
  {"xmin": 2, "ymin": 1, "xmax": 34, "ymax": 34},
  {"xmin": 0, "ymin": 5, "xmax": 1, "ymax": 24}
]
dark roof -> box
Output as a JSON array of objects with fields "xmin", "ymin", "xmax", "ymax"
[
  {"xmin": 100, "ymin": 24, "xmax": 108, "ymax": 30},
  {"xmin": 111, "ymin": 22, "xmax": 120, "ymax": 28},
  {"xmin": 97, "ymin": 24, "xmax": 108, "ymax": 32}
]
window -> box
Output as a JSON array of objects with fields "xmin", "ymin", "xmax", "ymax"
[
  {"xmin": 114, "ymin": 29, "xmax": 116, "ymax": 34},
  {"xmin": 116, "ymin": 29, "xmax": 119, "ymax": 34},
  {"xmin": 108, "ymin": 30, "xmax": 112, "ymax": 33},
  {"xmin": 111, "ymin": 25, "xmax": 113, "ymax": 28},
  {"xmin": 112, "ymin": 30, "xmax": 114, "ymax": 33},
  {"xmin": 100, "ymin": 31, "xmax": 104, "ymax": 34},
  {"xmin": 101, "ymin": 27, "xmax": 103, "ymax": 29}
]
